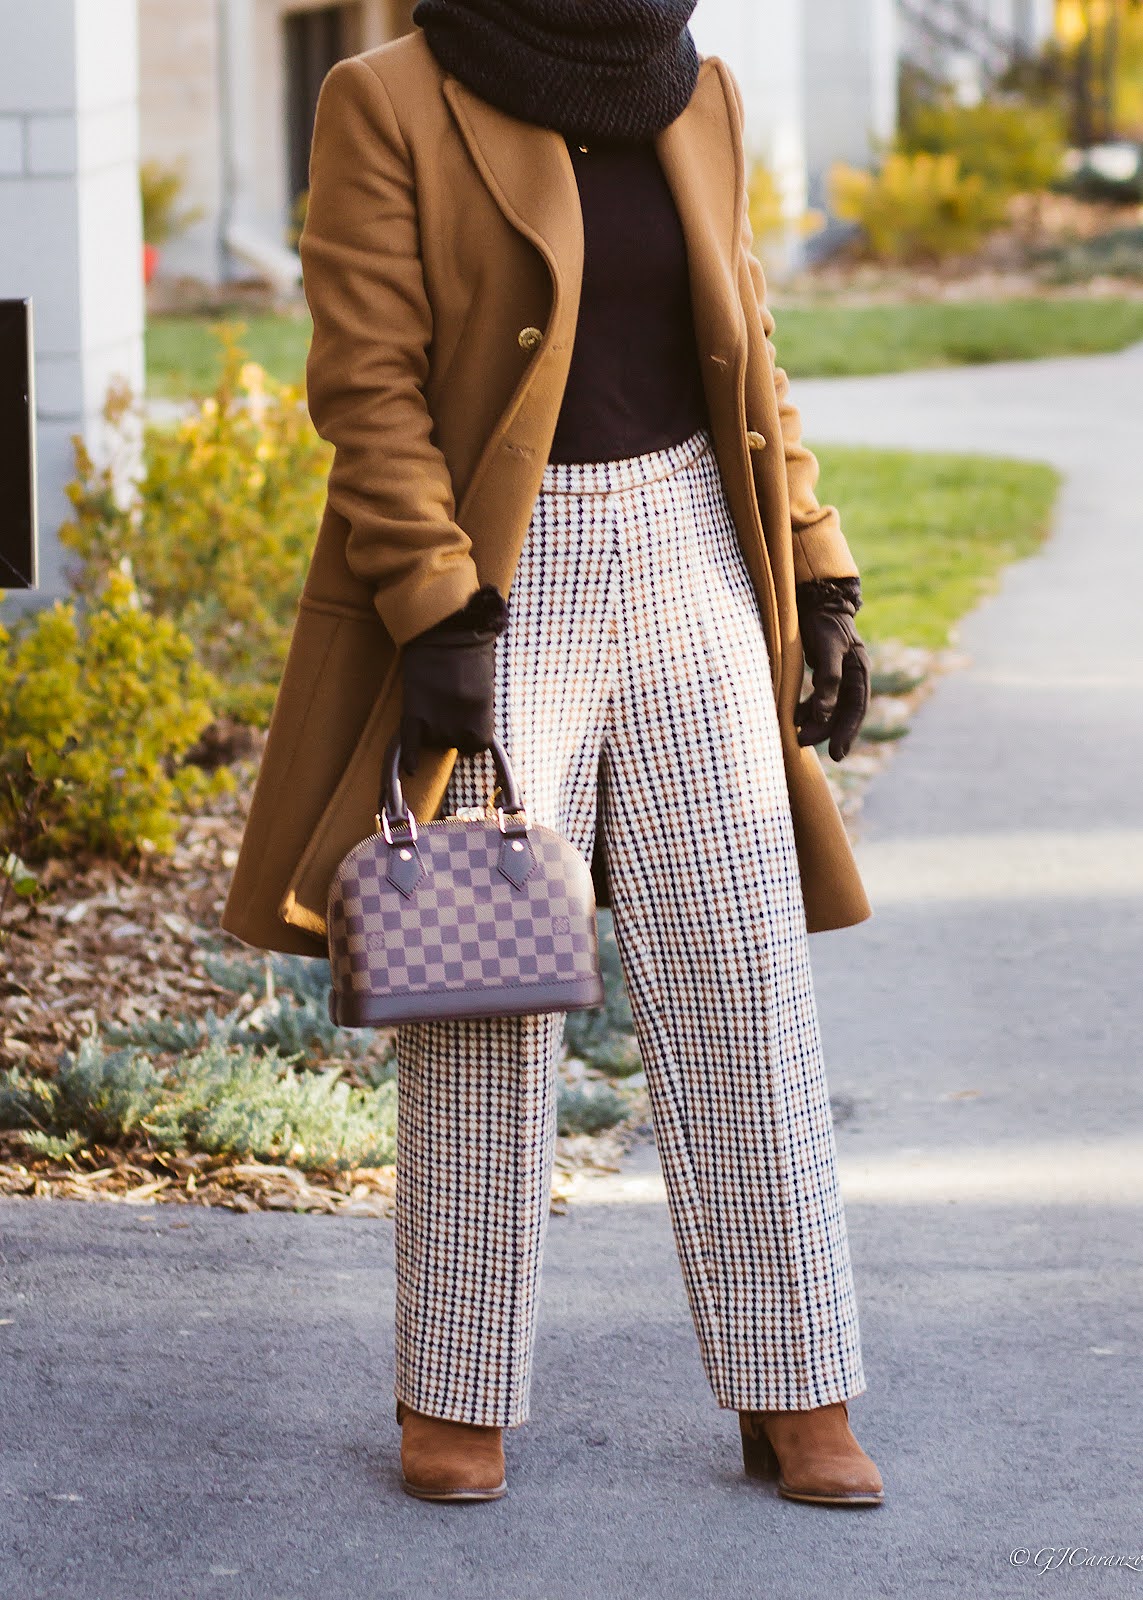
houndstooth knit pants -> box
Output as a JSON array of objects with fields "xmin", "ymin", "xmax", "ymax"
[{"xmin": 393, "ymin": 429, "xmax": 866, "ymax": 1428}]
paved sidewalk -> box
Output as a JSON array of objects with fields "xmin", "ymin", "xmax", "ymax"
[{"xmin": 3, "ymin": 346, "xmax": 1142, "ymax": 1600}]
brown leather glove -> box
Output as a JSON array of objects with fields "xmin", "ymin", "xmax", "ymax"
[
  {"xmin": 794, "ymin": 576, "xmax": 871, "ymax": 763},
  {"xmin": 399, "ymin": 584, "xmax": 509, "ymax": 776}
]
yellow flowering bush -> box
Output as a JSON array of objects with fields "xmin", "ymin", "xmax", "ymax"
[
  {"xmin": 899, "ymin": 99, "xmax": 1066, "ymax": 197},
  {"xmin": 829, "ymin": 151, "xmax": 1005, "ymax": 263},
  {"xmin": 747, "ymin": 162, "xmax": 825, "ymax": 260},
  {"xmin": 61, "ymin": 327, "xmax": 332, "ymax": 725},
  {"xmin": 0, "ymin": 567, "xmax": 229, "ymax": 862}
]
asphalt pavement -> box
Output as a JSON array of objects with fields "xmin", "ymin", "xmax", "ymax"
[{"xmin": 3, "ymin": 343, "xmax": 1142, "ymax": 1600}]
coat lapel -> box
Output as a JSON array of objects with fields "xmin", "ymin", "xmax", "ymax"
[
  {"xmin": 442, "ymin": 60, "xmax": 745, "ymax": 370},
  {"xmin": 441, "ymin": 76, "xmax": 584, "ymax": 326},
  {"xmin": 656, "ymin": 60, "xmax": 747, "ymax": 371}
]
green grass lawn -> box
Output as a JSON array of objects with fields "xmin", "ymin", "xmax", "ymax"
[
  {"xmin": 146, "ymin": 312, "xmax": 314, "ymax": 396},
  {"xmin": 814, "ymin": 445, "xmax": 1061, "ymax": 648},
  {"xmin": 773, "ymin": 297, "xmax": 1143, "ymax": 379},
  {"xmin": 145, "ymin": 297, "xmax": 1143, "ymax": 395}
]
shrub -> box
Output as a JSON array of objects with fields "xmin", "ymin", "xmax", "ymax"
[
  {"xmin": 0, "ymin": 1033, "xmax": 399, "ymax": 1173},
  {"xmin": 106, "ymin": 992, "xmax": 371, "ymax": 1068},
  {"xmin": 747, "ymin": 162, "xmax": 825, "ymax": 260},
  {"xmin": 0, "ymin": 1035, "xmax": 165, "ymax": 1147},
  {"xmin": 105, "ymin": 945, "xmax": 391, "ymax": 1082},
  {"xmin": 102, "ymin": 1004, "xmax": 251, "ymax": 1056},
  {"xmin": 61, "ymin": 330, "xmax": 331, "ymax": 726},
  {"xmin": 145, "ymin": 1050, "xmax": 398, "ymax": 1170},
  {"xmin": 1040, "ymin": 224, "xmax": 1143, "ymax": 283},
  {"xmin": 829, "ymin": 152, "xmax": 1004, "ymax": 263},
  {"xmin": 556, "ymin": 1081, "xmax": 629, "ymax": 1137},
  {"xmin": 1121, "ymin": 4, "xmax": 1143, "ymax": 137},
  {"xmin": 140, "ymin": 160, "xmax": 203, "ymax": 249},
  {"xmin": 899, "ymin": 98, "xmax": 1066, "ymax": 196},
  {"xmin": 563, "ymin": 911, "xmax": 642, "ymax": 1077},
  {"xmin": 0, "ymin": 850, "xmax": 39, "ymax": 949},
  {"xmin": 195, "ymin": 943, "xmax": 380, "ymax": 1067},
  {"xmin": 0, "ymin": 567, "xmax": 228, "ymax": 863},
  {"xmin": 198, "ymin": 945, "xmax": 331, "ymax": 1008}
]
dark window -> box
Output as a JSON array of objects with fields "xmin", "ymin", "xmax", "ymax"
[{"xmin": 285, "ymin": 6, "xmax": 359, "ymax": 210}]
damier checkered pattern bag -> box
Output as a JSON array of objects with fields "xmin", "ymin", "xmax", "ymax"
[{"xmin": 326, "ymin": 733, "xmax": 604, "ymax": 1027}]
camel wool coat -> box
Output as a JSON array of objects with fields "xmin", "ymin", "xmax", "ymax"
[{"xmin": 220, "ymin": 31, "xmax": 873, "ymax": 958}]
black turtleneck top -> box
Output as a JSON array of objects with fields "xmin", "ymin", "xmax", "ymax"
[{"xmin": 547, "ymin": 136, "xmax": 710, "ymax": 465}]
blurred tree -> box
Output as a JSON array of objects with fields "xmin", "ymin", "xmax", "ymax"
[{"xmin": 900, "ymin": 1, "xmax": 1143, "ymax": 144}]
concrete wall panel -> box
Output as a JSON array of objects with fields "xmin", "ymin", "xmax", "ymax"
[
  {"xmin": 138, "ymin": 0, "xmax": 222, "ymax": 281},
  {"xmin": 0, "ymin": 177, "xmax": 84, "ymax": 350},
  {"xmin": 0, "ymin": 1, "xmax": 79, "ymax": 115},
  {"xmin": 26, "ymin": 115, "xmax": 80, "ymax": 177},
  {"xmin": 0, "ymin": 117, "xmax": 24, "ymax": 174},
  {"xmin": 75, "ymin": 0, "xmax": 142, "ymax": 110}
]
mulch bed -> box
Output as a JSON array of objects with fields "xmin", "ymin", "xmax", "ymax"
[
  {"xmin": 0, "ymin": 1142, "xmax": 398, "ymax": 1216},
  {"xmin": 0, "ymin": 1127, "xmax": 638, "ymax": 1216},
  {"xmin": 1, "ymin": 735, "xmax": 271, "ymax": 1081}
]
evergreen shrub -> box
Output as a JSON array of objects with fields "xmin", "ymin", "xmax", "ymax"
[
  {"xmin": 0, "ymin": 1033, "xmax": 399, "ymax": 1173},
  {"xmin": 556, "ymin": 1081, "xmax": 630, "ymax": 1137},
  {"xmin": 563, "ymin": 912, "xmax": 642, "ymax": 1077}
]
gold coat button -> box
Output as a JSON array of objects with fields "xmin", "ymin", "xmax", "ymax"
[
  {"xmin": 747, "ymin": 430, "xmax": 767, "ymax": 451},
  {"xmin": 518, "ymin": 326, "xmax": 544, "ymax": 352}
]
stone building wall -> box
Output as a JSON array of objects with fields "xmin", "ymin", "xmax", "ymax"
[
  {"xmin": 0, "ymin": 0, "xmax": 144, "ymax": 601},
  {"xmin": 138, "ymin": 0, "xmax": 221, "ymax": 281}
]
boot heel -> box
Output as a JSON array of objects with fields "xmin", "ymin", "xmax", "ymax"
[{"xmin": 739, "ymin": 1415, "xmax": 780, "ymax": 1479}]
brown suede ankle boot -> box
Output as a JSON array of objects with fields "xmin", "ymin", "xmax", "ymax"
[
  {"xmin": 396, "ymin": 1400, "xmax": 507, "ymax": 1502},
  {"xmin": 739, "ymin": 1400, "xmax": 883, "ymax": 1507}
]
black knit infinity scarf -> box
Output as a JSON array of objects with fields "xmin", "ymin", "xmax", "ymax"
[{"xmin": 413, "ymin": 0, "xmax": 700, "ymax": 140}]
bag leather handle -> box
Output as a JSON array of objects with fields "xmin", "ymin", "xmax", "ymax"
[{"xmin": 380, "ymin": 732, "xmax": 525, "ymax": 826}]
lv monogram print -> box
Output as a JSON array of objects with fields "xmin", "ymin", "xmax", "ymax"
[{"xmin": 327, "ymin": 821, "xmax": 602, "ymax": 1006}]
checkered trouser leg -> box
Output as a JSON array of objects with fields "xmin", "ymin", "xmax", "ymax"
[{"xmin": 394, "ymin": 429, "xmax": 866, "ymax": 1427}]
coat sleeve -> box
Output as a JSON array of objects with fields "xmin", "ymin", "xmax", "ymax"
[
  {"xmin": 299, "ymin": 57, "xmax": 482, "ymax": 646},
  {"xmin": 725, "ymin": 70, "xmax": 860, "ymax": 586}
]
